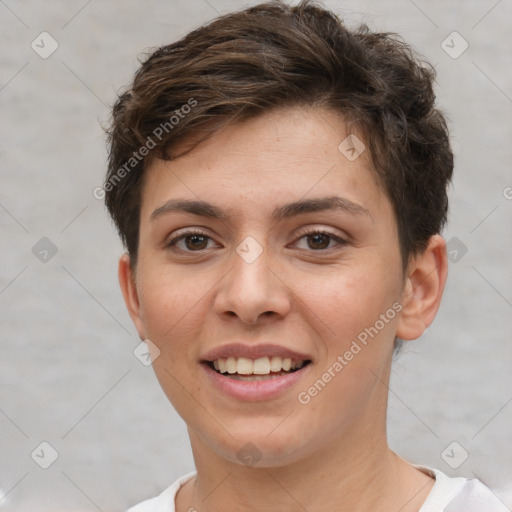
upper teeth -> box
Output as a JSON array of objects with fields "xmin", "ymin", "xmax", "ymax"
[{"xmin": 213, "ymin": 357, "xmax": 305, "ymax": 375}]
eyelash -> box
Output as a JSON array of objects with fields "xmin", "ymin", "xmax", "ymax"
[{"xmin": 166, "ymin": 228, "xmax": 347, "ymax": 253}]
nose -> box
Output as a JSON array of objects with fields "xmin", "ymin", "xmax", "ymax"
[{"xmin": 213, "ymin": 244, "xmax": 291, "ymax": 325}]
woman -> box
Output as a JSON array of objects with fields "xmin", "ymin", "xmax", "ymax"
[{"xmin": 102, "ymin": 1, "xmax": 507, "ymax": 510}]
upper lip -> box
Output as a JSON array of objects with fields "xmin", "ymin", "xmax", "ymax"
[{"xmin": 201, "ymin": 343, "xmax": 312, "ymax": 362}]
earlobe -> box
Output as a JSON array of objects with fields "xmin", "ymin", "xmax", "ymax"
[
  {"xmin": 396, "ymin": 235, "xmax": 448, "ymax": 341},
  {"xmin": 118, "ymin": 254, "xmax": 146, "ymax": 339}
]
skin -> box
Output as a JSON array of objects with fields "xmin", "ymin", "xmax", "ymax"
[{"xmin": 119, "ymin": 107, "xmax": 448, "ymax": 512}]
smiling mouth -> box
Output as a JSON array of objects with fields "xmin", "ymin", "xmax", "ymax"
[{"xmin": 204, "ymin": 356, "xmax": 312, "ymax": 381}]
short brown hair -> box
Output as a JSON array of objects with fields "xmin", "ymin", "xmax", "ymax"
[{"xmin": 104, "ymin": 0, "xmax": 453, "ymax": 269}]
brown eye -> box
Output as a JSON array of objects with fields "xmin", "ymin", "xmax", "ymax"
[
  {"xmin": 167, "ymin": 231, "xmax": 218, "ymax": 252},
  {"xmin": 307, "ymin": 233, "xmax": 331, "ymax": 250},
  {"xmin": 184, "ymin": 234, "xmax": 209, "ymax": 250},
  {"xmin": 293, "ymin": 229, "xmax": 347, "ymax": 251}
]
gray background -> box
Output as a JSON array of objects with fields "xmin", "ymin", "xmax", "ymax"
[{"xmin": 1, "ymin": 0, "xmax": 511, "ymax": 510}]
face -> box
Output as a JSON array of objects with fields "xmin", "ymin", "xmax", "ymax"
[{"xmin": 121, "ymin": 107, "xmax": 411, "ymax": 468}]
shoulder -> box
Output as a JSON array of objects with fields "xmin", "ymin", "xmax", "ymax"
[
  {"xmin": 444, "ymin": 478, "xmax": 510, "ymax": 512},
  {"xmin": 126, "ymin": 472, "xmax": 197, "ymax": 512},
  {"xmin": 415, "ymin": 464, "xmax": 510, "ymax": 512}
]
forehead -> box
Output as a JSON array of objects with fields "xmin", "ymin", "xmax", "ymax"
[{"xmin": 140, "ymin": 107, "xmax": 388, "ymax": 223}]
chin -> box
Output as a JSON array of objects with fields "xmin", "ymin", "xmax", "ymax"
[{"xmin": 204, "ymin": 426, "xmax": 313, "ymax": 469}]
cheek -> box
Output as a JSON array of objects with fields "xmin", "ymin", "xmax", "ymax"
[
  {"xmin": 296, "ymin": 264, "xmax": 399, "ymax": 346},
  {"xmin": 291, "ymin": 267, "xmax": 399, "ymax": 428},
  {"xmin": 137, "ymin": 267, "xmax": 208, "ymax": 353},
  {"xmin": 137, "ymin": 269, "xmax": 210, "ymax": 419}
]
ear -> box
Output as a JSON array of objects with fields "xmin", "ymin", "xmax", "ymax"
[
  {"xmin": 118, "ymin": 253, "xmax": 146, "ymax": 339},
  {"xmin": 396, "ymin": 235, "xmax": 448, "ymax": 341}
]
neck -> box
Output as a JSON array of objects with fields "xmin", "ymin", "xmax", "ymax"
[{"xmin": 177, "ymin": 419, "xmax": 432, "ymax": 512}]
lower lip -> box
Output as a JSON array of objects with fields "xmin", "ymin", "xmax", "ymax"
[{"xmin": 201, "ymin": 363, "xmax": 311, "ymax": 401}]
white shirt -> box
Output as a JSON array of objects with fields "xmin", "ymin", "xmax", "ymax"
[{"xmin": 127, "ymin": 465, "xmax": 510, "ymax": 512}]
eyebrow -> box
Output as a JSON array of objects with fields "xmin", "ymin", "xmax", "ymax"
[{"xmin": 150, "ymin": 196, "xmax": 371, "ymax": 222}]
